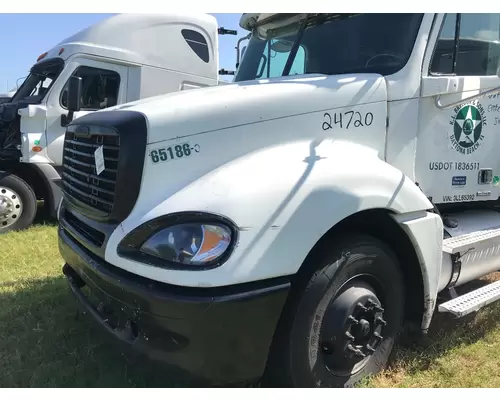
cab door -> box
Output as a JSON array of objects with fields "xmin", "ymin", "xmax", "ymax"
[
  {"xmin": 44, "ymin": 57, "xmax": 128, "ymax": 166},
  {"xmin": 415, "ymin": 13, "xmax": 500, "ymax": 205}
]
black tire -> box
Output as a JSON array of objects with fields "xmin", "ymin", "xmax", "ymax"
[
  {"xmin": 0, "ymin": 173, "xmax": 37, "ymax": 234},
  {"xmin": 265, "ymin": 234, "xmax": 405, "ymax": 388}
]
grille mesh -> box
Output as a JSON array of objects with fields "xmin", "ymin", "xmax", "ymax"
[{"xmin": 62, "ymin": 130, "xmax": 119, "ymax": 215}]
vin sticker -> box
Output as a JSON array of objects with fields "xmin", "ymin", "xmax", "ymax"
[
  {"xmin": 442, "ymin": 194, "xmax": 475, "ymax": 202},
  {"xmin": 149, "ymin": 143, "xmax": 200, "ymax": 164}
]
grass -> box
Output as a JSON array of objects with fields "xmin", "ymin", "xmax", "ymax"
[
  {"xmin": 0, "ymin": 213, "xmax": 176, "ymax": 387},
  {"xmin": 2, "ymin": 211, "xmax": 500, "ymax": 387},
  {"xmin": 359, "ymin": 290, "xmax": 500, "ymax": 388}
]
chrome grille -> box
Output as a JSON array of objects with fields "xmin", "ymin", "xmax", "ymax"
[{"xmin": 62, "ymin": 129, "xmax": 119, "ymax": 215}]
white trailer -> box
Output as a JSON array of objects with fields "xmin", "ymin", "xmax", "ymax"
[
  {"xmin": 58, "ymin": 13, "xmax": 500, "ymax": 387},
  {"xmin": 0, "ymin": 13, "xmax": 237, "ymax": 233}
]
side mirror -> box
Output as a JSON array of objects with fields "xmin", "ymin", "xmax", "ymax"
[
  {"xmin": 67, "ymin": 75, "xmax": 82, "ymax": 113},
  {"xmin": 61, "ymin": 76, "xmax": 82, "ymax": 127}
]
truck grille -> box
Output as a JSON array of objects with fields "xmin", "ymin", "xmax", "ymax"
[
  {"xmin": 60, "ymin": 110, "xmax": 147, "ymax": 226},
  {"xmin": 62, "ymin": 128, "xmax": 120, "ymax": 215}
]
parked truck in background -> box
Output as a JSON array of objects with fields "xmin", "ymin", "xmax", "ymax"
[
  {"xmin": 57, "ymin": 12, "xmax": 500, "ymax": 387},
  {"xmin": 0, "ymin": 78, "xmax": 30, "ymax": 104},
  {"xmin": 0, "ymin": 76, "xmax": 28, "ymax": 104},
  {"xmin": 0, "ymin": 12, "xmax": 237, "ymax": 233},
  {"xmin": 0, "ymin": 89, "xmax": 16, "ymax": 104}
]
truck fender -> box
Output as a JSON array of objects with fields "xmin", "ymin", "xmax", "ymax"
[
  {"xmin": 391, "ymin": 211, "xmax": 444, "ymax": 331},
  {"xmin": 114, "ymin": 143, "xmax": 441, "ymax": 307},
  {"xmin": 29, "ymin": 164, "xmax": 63, "ymax": 217},
  {"xmin": 0, "ymin": 162, "xmax": 62, "ymax": 217}
]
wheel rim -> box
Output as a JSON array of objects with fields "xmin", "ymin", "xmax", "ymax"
[
  {"xmin": 316, "ymin": 276, "xmax": 387, "ymax": 376},
  {"xmin": 0, "ymin": 186, "xmax": 23, "ymax": 229}
]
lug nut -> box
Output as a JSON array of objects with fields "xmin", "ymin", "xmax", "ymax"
[
  {"xmin": 357, "ymin": 302, "xmax": 368, "ymax": 312},
  {"xmin": 367, "ymin": 299, "xmax": 384, "ymax": 311},
  {"xmin": 348, "ymin": 315, "xmax": 359, "ymax": 324},
  {"xmin": 366, "ymin": 344, "xmax": 376, "ymax": 354},
  {"xmin": 373, "ymin": 332, "xmax": 384, "ymax": 341},
  {"xmin": 347, "ymin": 344, "xmax": 366, "ymax": 358},
  {"xmin": 345, "ymin": 331, "xmax": 355, "ymax": 341},
  {"xmin": 376, "ymin": 316, "xmax": 387, "ymax": 326}
]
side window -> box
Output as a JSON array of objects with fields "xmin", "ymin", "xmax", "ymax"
[
  {"xmin": 60, "ymin": 66, "xmax": 121, "ymax": 110},
  {"xmin": 256, "ymin": 39, "xmax": 306, "ymax": 79},
  {"xmin": 31, "ymin": 76, "xmax": 54, "ymax": 98},
  {"xmin": 181, "ymin": 29, "xmax": 210, "ymax": 63},
  {"xmin": 431, "ymin": 13, "xmax": 500, "ymax": 76},
  {"xmin": 458, "ymin": 14, "xmax": 500, "ymax": 75},
  {"xmin": 430, "ymin": 13, "xmax": 457, "ymax": 74}
]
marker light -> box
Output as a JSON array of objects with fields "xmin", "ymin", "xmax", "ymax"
[{"xmin": 37, "ymin": 52, "xmax": 48, "ymax": 62}]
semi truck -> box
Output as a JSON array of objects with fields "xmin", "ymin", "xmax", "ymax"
[
  {"xmin": 0, "ymin": 88, "xmax": 17, "ymax": 104},
  {"xmin": 0, "ymin": 13, "xmax": 236, "ymax": 233},
  {"xmin": 0, "ymin": 79, "xmax": 29, "ymax": 104},
  {"xmin": 58, "ymin": 13, "xmax": 500, "ymax": 387}
]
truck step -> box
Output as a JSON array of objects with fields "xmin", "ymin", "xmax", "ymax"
[
  {"xmin": 442, "ymin": 227, "xmax": 500, "ymax": 253},
  {"xmin": 438, "ymin": 280, "xmax": 500, "ymax": 317}
]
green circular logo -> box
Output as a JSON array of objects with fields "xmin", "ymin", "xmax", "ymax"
[{"xmin": 452, "ymin": 104, "xmax": 483, "ymax": 150}]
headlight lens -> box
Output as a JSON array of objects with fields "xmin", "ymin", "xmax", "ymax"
[{"xmin": 139, "ymin": 223, "xmax": 232, "ymax": 266}]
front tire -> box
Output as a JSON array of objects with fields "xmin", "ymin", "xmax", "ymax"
[
  {"xmin": 267, "ymin": 234, "xmax": 405, "ymax": 388},
  {"xmin": 0, "ymin": 173, "xmax": 37, "ymax": 234}
]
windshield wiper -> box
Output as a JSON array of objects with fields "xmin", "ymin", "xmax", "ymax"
[{"xmin": 282, "ymin": 14, "xmax": 310, "ymax": 76}]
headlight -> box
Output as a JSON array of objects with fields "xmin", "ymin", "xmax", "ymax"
[
  {"xmin": 140, "ymin": 223, "xmax": 232, "ymax": 266},
  {"xmin": 117, "ymin": 212, "xmax": 238, "ymax": 270}
]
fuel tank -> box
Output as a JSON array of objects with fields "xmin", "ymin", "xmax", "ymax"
[{"xmin": 438, "ymin": 209, "xmax": 500, "ymax": 292}]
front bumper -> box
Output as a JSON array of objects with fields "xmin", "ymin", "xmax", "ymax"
[{"xmin": 58, "ymin": 227, "xmax": 291, "ymax": 385}]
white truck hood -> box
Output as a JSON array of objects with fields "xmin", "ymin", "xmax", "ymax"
[{"xmin": 111, "ymin": 73, "xmax": 387, "ymax": 144}]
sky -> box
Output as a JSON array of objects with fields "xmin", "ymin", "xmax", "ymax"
[{"xmin": 0, "ymin": 13, "xmax": 245, "ymax": 92}]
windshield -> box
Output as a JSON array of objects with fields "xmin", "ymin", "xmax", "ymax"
[
  {"xmin": 11, "ymin": 58, "xmax": 64, "ymax": 103},
  {"xmin": 235, "ymin": 13, "xmax": 424, "ymax": 82}
]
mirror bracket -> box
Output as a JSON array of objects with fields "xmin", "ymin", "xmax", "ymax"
[
  {"xmin": 60, "ymin": 112, "xmax": 73, "ymax": 127},
  {"xmin": 219, "ymin": 69, "xmax": 235, "ymax": 76}
]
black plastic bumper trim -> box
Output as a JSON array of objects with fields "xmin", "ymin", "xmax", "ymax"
[{"xmin": 59, "ymin": 227, "xmax": 291, "ymax": 385}]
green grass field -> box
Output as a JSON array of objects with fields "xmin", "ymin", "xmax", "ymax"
[{"xmin": 2, "ymin": 214, "xmax": 500, "ymax": 387}]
